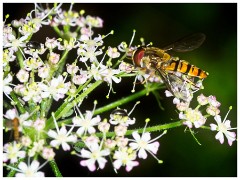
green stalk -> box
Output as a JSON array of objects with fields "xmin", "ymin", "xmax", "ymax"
[
  {"xmin": 52, "ymin": 26, "xmax": 63, "ymax": 38},
  {"xmin": 49, "ymin": 160, "xmax": 62, "ymax": 177},
  {"xmin": 94, "ymin": 84, "xmax": 164, "ymax": 115},
  {"xmin": 10, "ymin": 92, "xmax": 26, "ymax": 114},
  {"xmin": 6, "ymin": 159, "xmax": 23, "ymax": 177},
  {"xmin": 75, "ymin": 120, "xmax": 184, "ymax": 150},
  {"xmin": 55, "ymin": 50, "xmax": 69, "ymax": 77},
  {"xmin": 15, "ymin": 49, "xmax": 24, "ymax": 69},
  {"xmin": 45, "ymin": 80, "xmax": 103, "ymax": 129},
  {"xmin": 95, "ymin": 120, "xmax": 184, "ymax": 138}
]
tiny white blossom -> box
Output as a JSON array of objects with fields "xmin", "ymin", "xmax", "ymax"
[
  {"xmin": 3, "ymin": 142, "xmax": 26, "ymax": 163},
  {"xmin": 40, "ymin": 75, "xmax": 71, "ymax": 101},
  {"xmin": 73, "ymin": 111, "xmax": 101, "ymax": 137},
  {"xmin": 45, "ymin": 37, "xmax": 61, "ymax": 50},
  {"xmin": 129, "ymin": 131, "xmax": 160, "ymax": 159},
  {"xmin": 15, "ymin": 160, "xmax": 45, "ymax": 177},
  {"xmin": 42, "ymin": 147, "xmax": 55, "ymax": 160},
  {"xmin": 210, "ymin": 107, "xmax": 236, "ymax": 146},
  {"xmin": 113, "ymin": 147, "xmax": 139, "ymax": 172},
  {"xmin": 38, "ymin": 64, "xmax": 50, "ymax": 79},
  {"xmin": 180, "ymin": 108, "xmax": 206, "ymax": 128},
  {"xmin": 48, "ymin": 126, "xmax": 77, "ymax": 151},
  {"xmin": 16, "ymin": 69, "xmax": 29, "ymax": 83},
  {"xmin": 107, "ymin": 47, "xmax": 120, "ymax": 58},
  {"xmin": 80, "ymin": 143, "xmax": 110, "ymax": 171},
  {"xmin": 3, "ymin": 74, "xmax": 13, "ymax": 95},
  {"xmin": 23, "ymin": 57, "xmax": 43, "ymax": 71},
  {"xmin": 66, "ymin": 63, "xmax": 79, "ymax": 75},
  {"xmin": 48, "ymin": 52, "xmax": 60, "ymax": 64}
]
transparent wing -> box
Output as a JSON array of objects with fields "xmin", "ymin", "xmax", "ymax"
[
  {"xmin": 162, "ymin": 33, "xmax": 206, "ymax": 52},
  {"xmin": 154, "ymin": 67, "xmax": 196, "ymax": 102}
]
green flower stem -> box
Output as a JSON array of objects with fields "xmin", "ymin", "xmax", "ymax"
[
  {"xmin": 200, "ymin": 125, "xmax": 211, "ymax": 130},
  {"xmin": 49, "ymin": 160, "xmax": 62, "ymax": 177},
  {"xmin": 94, "ymin": 84, "xmax": 164, "ymax": 115},
  {"xmin": 6, "ymin": 159, "xmax": 23, "ymax": 177},
  {"xmin": 40, "ymin": 97, "xmax": 53, "ymax": 118},
  {"xmin": 52, "ymin": 26, "xmax": 63, "ymax": 38},
  {"xmin": 75, "ymin": 77, "xmax": 93, "ymax": 95},
  {"xmin": 96, "ymin": 120, "xmax": 185, "ymax": 138},
  {"xmin": 46, "ymin": 80, "xmax": 103, "ymax": 129},
  {"xmin": 74, "ymin": 120, "xmax": 184, "ymax": 149},
  {"xmin": 55, "ymin": 50, "xmax": 69, "ymax": 77},
  {"xmin": 10, "ymin": 92, "xmax": 26, "ymax": 114},
  {"xmin": 15, "ymin": 49, "xmax": 24, "ymax": 69},
  {"xmin": 112, "ymin": 54, "xmax": 127, "ymax": 69}
]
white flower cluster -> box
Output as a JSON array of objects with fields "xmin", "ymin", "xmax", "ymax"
[
  {"xmin": 176, "ymin": 94, "xmax": 236, "ymax": 146},
  {"xmin": 62, "ymin": 104, "xmax": 166, "ymax": 172}
]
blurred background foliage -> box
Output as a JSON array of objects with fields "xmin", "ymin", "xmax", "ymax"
[{"xmin": 3, "ymin": 3, "xmax": 237, "ymax": 177}]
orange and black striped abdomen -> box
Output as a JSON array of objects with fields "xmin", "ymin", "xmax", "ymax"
[{"xmin": 164, "ymin": 60, "xmax": 208, "ymax": 79}]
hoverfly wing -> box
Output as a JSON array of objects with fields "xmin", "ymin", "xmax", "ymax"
[
  {"xmin": 162, "ymin": 33, "xmax": 206, "ymax": 52},
  {"xmin": 153, "ymin": 66, "xmax": 193, "ymax": 102}
]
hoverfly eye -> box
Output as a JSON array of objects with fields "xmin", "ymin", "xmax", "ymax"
[{"xmin": 133, "ymin": 47, "xmax": 145, "ymax": 67}]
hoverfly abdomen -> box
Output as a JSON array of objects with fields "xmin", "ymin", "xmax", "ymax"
[
  {"xmin": 164, "ymin": 59, "xmax": 208, "ymax": 79},
  {"xmin": 187, "ymin": 65, "xmax": 206, "ymax": 78},
  {"xmin": 12, "ymin": 117, "xmax": 20, "ymax": 141}
]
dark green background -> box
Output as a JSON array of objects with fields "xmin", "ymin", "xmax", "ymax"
[{"xmin": 3, "ymin": 3, "xmax": 237, "ymax": 177}]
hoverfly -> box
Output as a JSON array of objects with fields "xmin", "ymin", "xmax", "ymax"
[
  {"xmin": 130, "ymin": 33, "xmax": 208, "ymax": 102},
  {"xmin": 5, "ymin": 117, "xmax": 20, "ymax": 142}
]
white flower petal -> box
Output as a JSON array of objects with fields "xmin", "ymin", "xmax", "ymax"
[
  {"xmin": 34, "ymin": 172, "xmax": 45, "ymax": 177},
  {"xmin": 30, "ymin": 160, "xmax": 40, "ymax": 171},
  {"xmin": 214, "ymin": 115, "xmax": 222, "ymax": 124},
  {"xmin": 215, "ymin": 131, "xmax": 224, "ymax": 144},
  {"xmin": 15, "ymin": 173, "xmax": 26, "ymax": 177},
  {"xmin": 17, "ymin": 151, "xmax": 26, "ymax": 158},
  {"xmin": 59, "ymin": 126, "xmax": 67, "ymax": 135},
  {"xmin": 18, "ymin": 162, "xmax": 28, "ymax": 171},
  {"xmin": 48, "ymin": 130, "xmax": 58, "ymax": 138},
  {"xmin": 97, "ymin": 157, "xmax": 107, "ymax": 169},
  {"xmin": 66, "ymin": 135, "xmax": 77, "ymax": 143},
  {"xmin": 113, "ymin": 159, "xmax": 122, "ymax": 170},
  {"xmin": 50, "ymin": 140, "xmax": 60, "ymax": 147},
  {"xmin": 138, "ymin": 148, "xmax": 147, "ymax": 159},
  {"xmin": 3, "ymin": 153, "xmax": 8, "ymax": 162},
  {"xmin": 147, "ymin": 142, "xmax": 160, "ymax": 154},
  {"xmin": 210, "ymin": 123, "xmax": 217, "ymax": 131},
  {"xmin": 100, "ymin": 149, "xmax": 110, "ymax": 156},
  {"xmin": 77, "ymin": 127, "xmax": 85, "ymax": 136},
  {"xmin": 61, "ymin": 142, "xmax": 71, "ymax": 151},
  {"xmin": 87, "ymin": 126, "xmax": 96, "ymax": 134},
  {"xmin": 224, "ymin": 120, "xmax": 231, "ymax": 129},
  {"xmin": 80, "ymin": 149, "xmax": 92, "ymax": 158},
  {"xmin": 132, "ymin": 131, "xmax": 141, "ymax": 141},
  {"xmin": 141, "ymin": 132, "xmax": 151, "ymax": 142}
]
